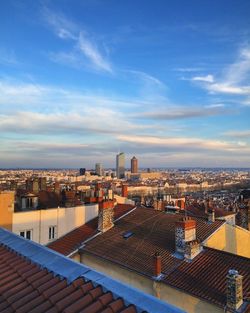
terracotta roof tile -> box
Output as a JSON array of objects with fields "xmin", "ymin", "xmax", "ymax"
[
  {"xmin": 0, "ymin": 244, "xmax": 140, "ymax": 313},
  {"xmin": 119, "ymin": 305, "xmax": 138, "ymax": 313},
  {"xmin": 71, "ymin": 291, "xmax": 113, "ymax": 313},
  {"xmin": 82, "ymin": 207, "xmax": 250, "ymax": 309},
  {"xmin": 0, "ymin": 226, "xmax": 186, "ymax": 313},
  {"xmin": 48, "ymin": 204, "xmax": 135, "ymax": 256},
  {"xmin": 41, "ymin": 279, "xmax": 67, "ymax": 299},
  {"xmin": 55, "ymin": 288, "xmax": 85, "ymax": 311},
  {"xmin": 107, "ymin": 298, "xmax": 125, "ymax": 312},
  {"xmin": 165, "ymin": 247, "xmax": 250, "ymax": 308},
  {"xmin": 28, "ymin": 300, "xmax": 52, "ymax": 313},
  {"xmin": 84, "ymin": 207, "xmax": 224, "ymax": 277},
  {"xmin": 186, "ymin": 205, "xmax": 235, "ymax": 218}
]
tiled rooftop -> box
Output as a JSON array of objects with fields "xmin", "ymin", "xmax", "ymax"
[
  {"xmin": 0, "ymin": 227, "xmax": 185, "ymax": 313},
  {"xmin": 38, "ymin": 191, "xmax": 61, "ymax": 209},
  {"xmin": 186, "ymin": 205, "xmax": 236, "ymax": 218},
  {"xmin": 83, "ymin": 207, "xmax": 250, "ymax": 309},
  {"xmin": 165, "ymin": 247, "xmax": 250, "ymax": 308},
  {"xmin": 48, "ymin": 204, "xmax": 135, "ymax": 256},
  {"xmin": 84, "ymin": 207, "xmax": 225, "ymax": 277}
]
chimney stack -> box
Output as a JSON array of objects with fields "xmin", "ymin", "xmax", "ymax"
[
  {"xmin": 98, "ymin": 200, "xmax": 115, "ymax": 233},
  {"xmin": 208, "ymin": 208, "xmax": 215, "ymax": 223},
  {"xmin": 226, "ymin": 269, "xmax": 243, "ymax": 312},
  {"xmin": 184, "ymin": 240, "xmax": 202, "ymax": 261},
  {"xmin": 153, "ymin": 252, "xmax": 162, "ymax": 278},
  {"xmin": 175, "ymin": 217, "xmax": 197, "ymax": 255},
  {"xmin": 121, "ymin": 184, "xmax": 128, "ymax": 198},
  {"xmin": 153, "ymin": 200, "xmax": 164, "ymax": 211}
]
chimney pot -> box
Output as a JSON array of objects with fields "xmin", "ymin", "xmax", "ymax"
[
  {"xmin": 184, "ymin": 239, "xmax": 202, "ymax": 260},
  {"xmin": 153, "ymin": 252, "xmax": 161, "ymax": 277},
  {"xmin": 208, "ymin": 208, "xmax": 215, "ymax": 223}
]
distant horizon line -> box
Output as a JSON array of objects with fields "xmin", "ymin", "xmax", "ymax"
[{"xmin": 1, "ymin": 167, "xmax": 250, "ymax": 171}]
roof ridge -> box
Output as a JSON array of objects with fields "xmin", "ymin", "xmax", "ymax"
[{"xmin": 204, "ymin": 246, "xmax": 250, "ymax": 261}]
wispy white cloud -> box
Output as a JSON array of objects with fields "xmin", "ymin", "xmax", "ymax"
[
  {"xmin": 42, "ymin": 7, "xmax": 78, "ymax": 40},
  {"xmin": 205, "ymin": 103, "xmax": 225, "ymax": 108},
  {"xmin": 78, "ymin": 32, "xmax": 112, "ymax": 73},
  {"xmin": 134, "ymin": 105, "xmax": 226, "ymax": 120},
  {"xmin": 224, "ymin": 47, "xmax": 250, "ymax": 85},
  {"xmin": 174, "ymin": 67, "xmax": 204, "ymax": 72},
  {"xmin": 192, "ymin": 74, "xmax": 214, "ymax": 83},
  {"xmin": 0, "ymin": 107, "xmax": 152, "ymax": 137},
  {"xmin": 42, "ymin": 7, "xmax": 112, "ymax": 73},
  {"xmin": 206, "ymin": 83, "xmax": 250, "ymax": 95},
  {"xmin": 1, "ymin": 77, "xmax": 247, "ymax": 167},
  {"xmin": 223, "ymin": 130, "xmax": 250, "ymax": 138},
  {"xmin": 118, "ymin": 134, "xmax": 250, "ymax": 153},
  {"xmin": 125, "ymin": 69, "xmax": 165, "ymax": 88},
  {"xmin": 0, "ymin": 79, "xmax": 143, "ymax": 111},
  {"xmin": 189, "ymin": 46, "xmax": 250, "ymax": 96}
]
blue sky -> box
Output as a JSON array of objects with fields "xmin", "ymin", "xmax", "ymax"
[{"xmin": 0, "ymin": 0, "xmax": 250, "ymax": 168}]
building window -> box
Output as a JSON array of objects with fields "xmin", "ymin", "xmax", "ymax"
[
  {"xmin": 20, "ymin": 229, "xmax": 32, "ymax": 240},
  {"xmin": 49, "ymin": 226, "xmax": 57, "ymax": 240}
]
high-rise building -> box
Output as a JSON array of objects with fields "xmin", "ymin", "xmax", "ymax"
[
  {"xmin": 116, "ymin": 152, "xmax": 125, "ymax": 179},
  {"xmin": 95, "ymin": 163, "xmax": 103, "ymax": 176},
  {"xmin": 79, "ymin": 168, "xmax": 86, "ymax": 176},
  {"xmin": 131, "ymin": 156, "xmax": 138, "ymax": 173}
]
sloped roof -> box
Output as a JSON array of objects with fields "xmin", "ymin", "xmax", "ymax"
[
  {"xmin": 0, "ymin": 227, "xmax": 185, "ymax": 313},
  {"xmin": 186, "ymin": 205, "xmax": 236, "ymax": 219},
  {"xmin": 165, "ymin": 247, "xmax": 250, "ymax": 308},
  {"xmin": 38, "ymin": 191, "xmax": 61, "ymax": 209},
  {"xmin": 83, "ymin": 207, "xmax": 250, "ymax": 309},
  {"xmin": 84, "ymin": 207, "xmax": 224, "ymax": 277},
  {"xmin": 48, "ymin": 204, "xmax": 135, "ymax": 256}
]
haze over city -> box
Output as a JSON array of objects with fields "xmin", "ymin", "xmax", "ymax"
[{"xmin": 1, "ymin": 0, "xmax": 250, "ymax": 168}]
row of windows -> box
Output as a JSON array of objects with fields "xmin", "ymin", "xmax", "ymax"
[{"xmin": 19, "ymin": 226, "xmax": 57, "ymax": 241}]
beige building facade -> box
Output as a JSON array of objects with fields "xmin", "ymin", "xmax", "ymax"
[
  {"xmin": 204, "ymin": 223, "xmax": 250, "ymax": 258},
  {"xmin": 0, "ymin": 191, "xmax": 98, "ymax": 245},
  {"xmin": 80, "ymin": 252, "xmax": 222, "ymax": 313}
]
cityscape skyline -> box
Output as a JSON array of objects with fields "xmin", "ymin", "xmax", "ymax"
[{"xmin": 1, "ymin": 1, "xmax": 250, "ymax": 168}]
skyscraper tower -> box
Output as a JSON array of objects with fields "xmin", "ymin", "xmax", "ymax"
[
  {"xmin": 131, "ymin": 156, "xmax": 138, "ymax": 173},
  {"xmin": 95, "ymin": 163, "xmax": 103, "ymax": 176},
  {"xmin": 116, "ymin": 152, "xmax": 125, "ymax": 179},
  {"xmin": 79, "ymin": 168, "xmax": 86, "ymax": 176}
]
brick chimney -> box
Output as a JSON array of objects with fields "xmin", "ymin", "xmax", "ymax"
[
  {"xmin": 153, "ymin": 252, "xmax": 161, "ymax": 278},
  {"xmin": 208, "ymin": 208, "xmax": 215, "ymax": 223},
  {"xmin": 175, "ymin": 217, "xmax": 196, "ymax": 255},
  {"xmin": 153, "ymin": 200, "xmax": 164, "ymax": 211},
  {"xmin": 184, "ymin": 239, "xmax": 202, "ymax": 261},
  {"xmin": 98, "ymin": 200, "xmax": 115, "ymax": 233},
  {"xmin": 121, "ymin": 184, "xmax": 128, "ymax": 197},
  {"xmin": 226, "ymin": 269, "xmax": 243, "ymax": 311}
]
